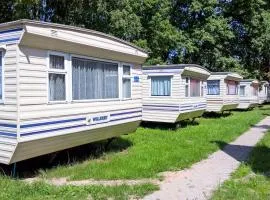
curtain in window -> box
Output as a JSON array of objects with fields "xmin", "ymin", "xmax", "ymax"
[
  {"xmin": 49, "ymin": 73, "xmax": 65, "ymax": 101},
  {"xmin": 252, "ymin": 85, "xmax": 258, "ymax": 96},
  {"xmin": 123, "ymin": 78, "xmax": 131, "ymax": 98},
  {"xmin": 190, "ymin": 79, "xmax": 200, "ymax": 97},
  {"xmin": 50, "ymin": 55, "xmax": 64, "ymax": 69},
  {"xmin": 207, "ymin": 80, "xmax": 220, "ymax": 95},
  {"xmin": 0, "ymin": 52, "xmax": 2, "ymax": 100},
  {"xmin": 72, "ymin": 57, "xmax": 118, "ymax": 100},
  {"xmin": 240, "ymin": 86, "xmax": 245, "ymax": 96},
  {"xmin": 227, "ymin": 80, "xmax": 238, "ymax": 95},
  {"xmin": 151, "ymin": 76, "xmax": 171, "ymax": 96}
]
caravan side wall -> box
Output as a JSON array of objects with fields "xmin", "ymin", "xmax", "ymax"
[
  {"xmin": 142, "ymin": 72, "xmax": 182, "ymax": 123},
  {"xmin": 10, "ymin": 46, "xmax": 142, "ymax": 163},
  {"xmin": 142, "ymin": 71, "xmax": 207, "ymax": 123},
  {"xmin": 238, "ymin": 82, "xmax": 258, "ymax": 109},
  {"xmin": 207, "ymin": 76, "xmax": 240, "ymax": 112},
  {"xmin": 0, "ymin": 27, "xmax": 24, "ymax": 164},
  {"xmin": 0, "ymin": 44, "xmax": 18, "ymax": 164}
]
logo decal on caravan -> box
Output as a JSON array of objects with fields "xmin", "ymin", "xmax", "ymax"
[{"xmin": 86, "ymin": 114, "xmax": 110, "ymax": 125}]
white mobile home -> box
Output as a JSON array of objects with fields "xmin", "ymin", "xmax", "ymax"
[
  {"xmin": 142, "ymin": 64, "xmax": 210, "ymax": 123},
  {"xmin": 0, "ymin": 19, "xmax": 148, "ymax": 164},
  {"xmin": 238, "ymin": 79, "xmax": 259, "ymax": 109},
  {"xmin": 258, "ymin": 81, "xmax": 269, "ymax": 104},
  {"xmin": 206, "ymin": 72, "xmax": 243, "ymax": 112}
]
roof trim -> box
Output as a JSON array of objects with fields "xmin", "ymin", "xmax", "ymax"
[
  {"xmin": 0, "ymin": 19, "xmax": 148, "ymax": 54},
  {"xmin": 143, "ymin": 64, "xmax": 211, "ymax": 73}
]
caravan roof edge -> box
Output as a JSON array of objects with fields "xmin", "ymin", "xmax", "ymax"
[{"xmin": 0, "ymin": 19, "xmax": 148, "ymax": 55}]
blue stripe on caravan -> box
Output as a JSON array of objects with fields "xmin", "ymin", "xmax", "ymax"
[
  {"xmin": 0, "ymin": 28, "xmax": 23, "ymax": 35},
  {"xmin": 110, "ymin": 115, "xmax": 142, "ymax": 122},
  {"xmin": 0, "ymin": 132, "xmax": 16, "ymax": 138},
  {"xmin": 0, "ymin": 37, "xmax": 20, "ymax": 43},
  {"xmin": 110, "ymin": 110, "xmax": 142, "ymax": 117},
  {"xmin": 179, "ymin": 105, "xmax": 193, "ymax": 108},
  {"xmin": 143, "ymin": 104, "xmax": 179, "ymax": 108},
  {"xmin": 143, "ymin": 108, "xmax": 179, "ymax": 112},
  {"xmin": 20, "ymin": 117, "xmax": 85, "ymax": 128},
  {"xmin": 20, "ymin": 109, "xmax": 142, "ymax": 129},
  {"xmin": 21, "ymin": 115, "xmax": 141, "ymax": 137},
  {"xmin": 0, "ymin": 123, "xmax": 17, "ymax": 128}
]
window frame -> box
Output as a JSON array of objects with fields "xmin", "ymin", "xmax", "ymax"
[
  {"xmin": 70, "ymin": 54, "xmax": 121, "ymax": 102},
  {"xmin": 121, "ymin": 63, "xmax": 133, "ymax": 100},
  {"xmin": 183, "ymin": 77, "xmax": 203, "ymax": 97},
  {"xmin": 0, "ymin": 50, "xmax": 4, "ymax": 104},
  {"xmin": 190, "ymin": 78, "xmax": 201, "ymax": 97},
  {"xmin": 207, "ymin": 80, "xmax": 220, "ymax": 96},
  {"xmin": 226, "ymin": 80, "xmax": 238, "ymax": 95},
  {"xmin": 149, "ymin": 75, "xmax": 172, "ymax": 97},
  {"xmin": 47, "ymin": 51, "xmax": 69, "ymax": 103},
  {"xmin": 239, "ymin": 85, "xmax": 246, "ymax": 97},
  {"xmin": 184, "ymin": 77, "xmax": 189, "ymax": 97}
]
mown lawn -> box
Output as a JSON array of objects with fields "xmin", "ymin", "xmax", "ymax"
[
  {"xmin": 42, "ymin": 105, "xmax": 270, "ymax": 180},
  {"xmin": 0, "ymin": 176, "xmax": 157, "ymax": 200},
  {"xmin": 212, "ymin": 131, "xmax": 270, "ymax": 200}
]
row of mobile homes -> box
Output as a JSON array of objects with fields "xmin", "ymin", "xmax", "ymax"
[
  {"xmin": 0, "ymin": 20, "xmax": 148, "ymax": 165},
  {"xmin": 142, "ymin": 65, "xmax": 210, "ymax": 124},
  {"xmin": 206, "ymin": 72, "xmax": 243, "ymax": 112},
  {"xmin": 258, "ymin": 81, "xmax": 269, "ymax": 104},
  {"xmin": 238, "ymin": 80, "xmax": 259, "ymax": 109}
]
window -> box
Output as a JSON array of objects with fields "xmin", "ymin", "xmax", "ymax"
[
  {"xmin": 265, "ymin": 86, "xmax": 268, "ymax": 95},
  {"xmin": 240, "ymin": 86, "xmax": 245, "ymax": 96},
  {"xmin": 0, "ymin": 51, "xmax": 2, "ymax": 101},
  {"xmin": 72, "ymin": 57, "xmax": 119, "ymax": 100},
  {"xmin": 151, "ymin": 76, "xmax": 171, "ymax": 96},
  {"xmin": 122, "ymin": 65, "xmax": 131, "ymax": 98},
  {"xmin": 48, "ymin": 54, "xmax": 66, "ymax": 101},
  {"xmin": 184, "ymin": 77, "xmax": 189, "ymax": 97},
  {"xmin": 190, "ymin": 78, "xmax": 200, "ymax": 97},
  {"xmin": 201, "ymin": 81, "xmax": 204, "ymax": 96},
  {"xmin": 252, "ymin": 85, "xmax": 258, "ymax": 96},
  {"xmin": 226, "ymin": 80, "xmax": 238, "ymax": 95},
  {"xmin": 207, "ymin": 80, "xmax": 220, "ymax": 95}
]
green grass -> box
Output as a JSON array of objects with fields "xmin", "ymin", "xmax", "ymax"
[
  {"xmin": 212, "ymin": 131, "xmax": 270, "ymax": 200},
  {"xmin": 42, "ymin": 105, "xmax": 270, "ymax": 180},
  {"xmin": 0, "ymin": 176, "xmax": 157, "ymax": 200}
]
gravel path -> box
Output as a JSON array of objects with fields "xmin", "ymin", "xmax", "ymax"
[{"xmin": 144, "ymin": 116, "xmax": 270, "ymax": 200}]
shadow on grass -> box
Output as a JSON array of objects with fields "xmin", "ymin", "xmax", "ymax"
[
  {"xmin": 202, "ymin": 112, "xmax": 232, "ymax": 119},
  {"xmin": 212, "ymin": 140, "xmax": 270, "ymax": 178},
  {"xmin": 141, "ymin": 120, "xmax": 199, "ymax": 130},
  {"xmin": 0, "ymin": 137, "xmax": 132, "ymax": 178}
]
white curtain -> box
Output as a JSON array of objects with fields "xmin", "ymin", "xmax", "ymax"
[
  {"xmin": 49, "ymin": 55, "xmax": 64, "ymax": 69},
  {"xmin": 49, "ymin": 73, "xmax": 66, "ymax": 101},
  {"xmin": 190, "ymin": 79, "xmax": 200, "ymax": 97},
  {"xmin": 151, "ymin": 76, "xmax": 171, "ymax": 96},
  {"xmin": 72, "ymin": 57, "xmax": 118, "ymax": 100},
  {"xmin": 123, "ymin": 78, "xmax": 131, "ymax": 98},
  {"xmin": 207, "ymin": 80, "xmax": 220, "ymax": 95},
  {"xmin": 240, "ymin": 86, "xmax": 245, "ymax": 96},
  {"xmin": 227, "ymin": 80, "xmax": 237, "ymax": 95}
]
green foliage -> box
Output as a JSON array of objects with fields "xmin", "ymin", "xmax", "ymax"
[{"xmin": 0, "ymin": 0, "xmax": 270, "ymax": 79}]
